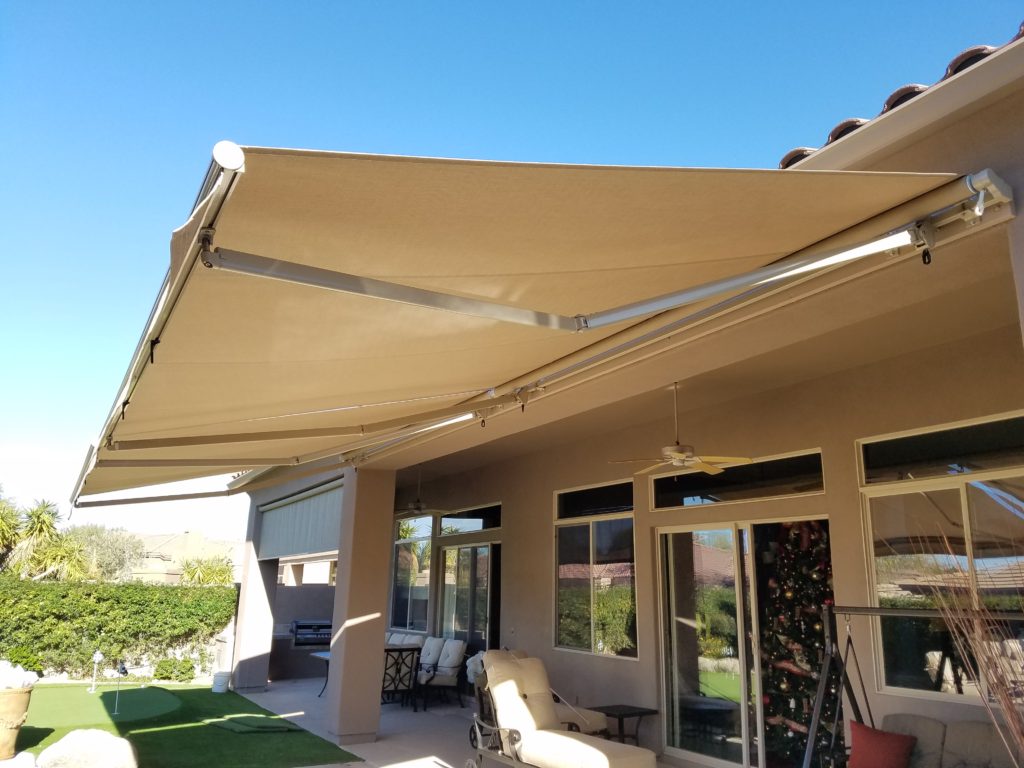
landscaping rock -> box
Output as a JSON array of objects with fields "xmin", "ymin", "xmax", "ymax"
[
  {"xmin": 0, "ymin": 751, "xmax": 36, "ymax": 767},
  {"xmin": 36, "ymin": 729, "xmax": 136, "ymax": 768}
]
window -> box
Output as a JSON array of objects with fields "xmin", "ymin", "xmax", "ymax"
[
  {"xmin": 863, "ymin": 416, "xmax": 1024, "ymax": 484},
  {"xmin": 555, "ymin": 483, "xmax": 637, "ymax": 657},
  {"xmin": 864, "ymin": 417, "xmax": 1024, "ymax": 698},
  {"xmin": 390, "ymin": 515, "xmax": 432, "ymax": 631},
  {"xmin": 441, "ymin": 505, "xmax": 501, "ymax": 534},
  {"xmin": 653, "ymin": 452, "xmax": 823, "ymax": 509}
]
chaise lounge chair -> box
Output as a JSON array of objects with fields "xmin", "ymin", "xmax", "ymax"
[
  {"xmin": 468, "ymin": 653, "xmax": 655, "ymax": 768},
  {"xmin": 473, "ymin": 650, "xmax": 609, "ymax": 736}
]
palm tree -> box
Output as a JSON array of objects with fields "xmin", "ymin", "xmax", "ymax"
[
  {"xmin": 180, "ymin": 555, "xmax": 234, "ymax": 585},
  {"xmin": 0, "ymin": 489, "xmax": 18, "ymax": 567},
  {"xmin": 9, "ymin": 500, "xmax": 60, "ymax": 577},
  {"xmin": 31, "ymin": 534, "xmax": 88, "ymax": 582}
]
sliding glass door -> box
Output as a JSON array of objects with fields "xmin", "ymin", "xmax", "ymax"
[
  {"xmin": 662, "ymin": 520, "xmax": 836, "ymax": 768},
  {"xmin": 662, "ymin": 527, "xmax": 759, "ymax": 766},
  {"xmin": 439, "ymin": 544, "xmax": 492, "ymax": 653}
]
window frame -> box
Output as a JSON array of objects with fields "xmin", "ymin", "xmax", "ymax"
[
  {"xmin": 388, "ymin": 512, "xmax": 435, "ymax": 633},
  {"xmin": 650, "ymin": 448, "xmax": 826, "ymax": 511},
  {"xmin": 859, "ymin": 416, "xmax": 1024, "ymax": 703},
  {"xmin": 552, "ymin": 479, "xmax": 639, "ymax": 660},
  {"xmin": 389, "ymin": 504, "xmax": 503, "ymax": 636}
]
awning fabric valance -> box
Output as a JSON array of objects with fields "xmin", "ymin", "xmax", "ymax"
[{"xmin": 75, "ymin": 146, "xmax": 959, "ymax": 500}]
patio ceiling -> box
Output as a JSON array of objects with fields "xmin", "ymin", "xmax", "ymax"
[{"xmin": 74, "ymin": 146, "xmax": 977, "ymax": 501}]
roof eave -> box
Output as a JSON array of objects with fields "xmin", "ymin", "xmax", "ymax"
[{"xmin": 791, "ymin": 35, "xmax": 1024, "ymax": 172}]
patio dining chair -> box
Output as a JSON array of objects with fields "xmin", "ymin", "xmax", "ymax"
[
  {"xmin": 382, "ymin": 646, "xmax": 419, "ymax": 709},
  {"xmin": 417, "ymin": 637, "xmax": 467, "ymax": 710}
]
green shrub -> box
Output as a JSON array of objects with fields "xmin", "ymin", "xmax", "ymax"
[
  {"xmin": 154, "ymin": 657, "xmax": 194, "ymax": 682},
  {"xmin": 3, "ymin": 646, "xmax": 43, "ymax": 674},
  {"xmin": 0, "ymin": 575, "xmax": 237, "ymax": 676}
]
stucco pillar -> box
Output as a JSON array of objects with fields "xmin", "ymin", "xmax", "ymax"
[
  {"xmin": 232, "ymin": 497, "xmax": 279, "ymax": 691},
  {"xmin": 1010, "ymin": 212, "xmax": 1024, "ymax": 349},
  {"xmin": 325, "ymin": 467, "xmax": 396, "ymax": 745}
]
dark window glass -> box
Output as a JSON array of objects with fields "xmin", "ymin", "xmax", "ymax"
[
  {"xmin": 441, "ymin": 505, "xmax": 501, "ymax": 533},
  {"xmin": 863, "ymin": 417, "xmax": 1024, "ymax": 484},
  {"xmin": 593, "ymin": 518, "xmax": 637, "ymax": 658},
  {"xmin": 653, "ymin": 453, "xmax": 823, "ymax": 509},
  {"xmin": 556, "ymin": 524, "xmax": 592, "ymax": 650},
  {"xmin": 557, "ymin": 482, "xmax": 633, "ymax": 520}
]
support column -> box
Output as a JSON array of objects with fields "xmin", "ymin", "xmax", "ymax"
[
  {"xmin": 232, "ymin": 497, "xmax": 279, "ymax": 691},
  {"xmin": 326, "ymin": 467, "xmax": 396, "ymax": 745}
]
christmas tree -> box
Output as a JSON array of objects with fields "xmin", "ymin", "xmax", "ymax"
[{"xmin": 757, "ymin": 521, "xmax": 842, "ymax": 767}]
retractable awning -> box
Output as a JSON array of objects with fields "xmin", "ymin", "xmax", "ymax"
[{"xmin": 73, "ymin": 143, "xmax": 1006, "ymax": 503}]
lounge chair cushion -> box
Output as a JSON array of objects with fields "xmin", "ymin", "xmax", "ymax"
[
  {"xmin": 517, "ymin": 730, "xmax": 655, "ymax": 768},
  {"xmin": 487, "ymin": 656, "xmax": 560, "ymax": 732}
]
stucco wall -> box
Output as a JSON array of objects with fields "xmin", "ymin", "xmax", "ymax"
[{"xmin": 408, "ymin": 323, "xmax": 1024, "ymax": 744}]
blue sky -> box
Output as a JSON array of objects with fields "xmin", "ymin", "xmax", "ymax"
[{"xmin": 0, "ymin": 2, "xmax": 1020, "ymax": 536}]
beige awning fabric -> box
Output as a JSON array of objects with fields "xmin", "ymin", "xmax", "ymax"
[{"xmin": 75, "ymin": 146, "xmax": 960, "ymax": 500}]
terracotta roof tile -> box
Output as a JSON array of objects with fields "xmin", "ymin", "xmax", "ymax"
[{"xmin": 780, "ymin": 21, "xmax": 1023, "ymax": 168}]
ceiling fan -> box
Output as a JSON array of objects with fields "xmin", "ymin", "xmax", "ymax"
[{"xmin": 611, "ymin": 382, "xmax": 753, "ymax": 476}]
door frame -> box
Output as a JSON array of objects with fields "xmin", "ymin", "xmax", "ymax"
[{"xmin": 656, "ymin": 512, "xmax": 831, "ymax": 768}]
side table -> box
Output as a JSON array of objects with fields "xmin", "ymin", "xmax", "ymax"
[
  {"xmin": 310, "ymin": 650, "xmax": 331, "ymax": 697},
  {"xmin": 588, "ymin": 703, "xmax": 658, "ymax": 746}
]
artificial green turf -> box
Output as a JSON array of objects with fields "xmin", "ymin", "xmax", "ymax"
[
  {"xmin": 699, "ymin": 670, "xmax": 744, "ymax": 703},
  {"xmin": 17, "ymin": 684, "xmax": 362, "ymax": 768}
]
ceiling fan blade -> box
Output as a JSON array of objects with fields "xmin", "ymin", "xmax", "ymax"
[
  {"xmin": 636, "ymin": 462, "xmax": 668, "ymax": 475},
  {"xmin": 696, "ymin": 456, "xmax": 752, "ymax": 465},
  {"xmin": 690, "ymin": 461, "xmax": 725, "ymax": 475},
  {"xmin": 609, "ymin": 458, "xmax": 666, "ymax": 464}
]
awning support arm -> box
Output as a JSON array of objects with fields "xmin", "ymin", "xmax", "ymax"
[
  {"xmin": 201, "ymin": 243, "xmax": 580, "ymax": 332},
  {"xmin": 198, "ymin": 169, "xmax": 1012, "ymax": 334}
]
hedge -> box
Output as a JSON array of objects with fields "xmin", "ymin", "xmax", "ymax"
[{"xmin": 0, "ymin": 575, "xmax": 237, "ymax": 676}]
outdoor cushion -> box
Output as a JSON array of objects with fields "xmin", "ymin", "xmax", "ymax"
[
  {"xmin": 944, "ymin": 720, "xmax": 1018, "ymax": 768},
  {"xmin": 420, "ymin": 636, "xmax": 445, "ymax": 666},
  {"xmin": 482, "ymin": 649, "xmax": 606, "ymax": 734},
  {"xmin": 435, "ymin": 638, "xmax": 466, "ymax": 674},
  {"xmin": 882, "ymin": 714, "xmax": 945, "ymax": 768},
  {"xmin": 517, "ymin": 728, "xmax": 655, "ymax": 768},
  {"xmin": 486, "ymin": 656, "xmax": 560, "ymax": 733},
  {"xmin": 848, "ymin": 721, "xmax": 916, "ymax": 768}
]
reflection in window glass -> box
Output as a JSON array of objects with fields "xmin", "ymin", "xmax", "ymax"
[
  {"xmin": 391, "ymin": 516, "xmax": 432, "ymax": 631},
  {"xmin": 556, "ymin": 524, "xmax": 591, "ymax": 651},
  {"xmin": 968, "ymin": 478, "xmax": 1024, "ymax": 613},
  {"xmin": 556, "ymin": 518, "xmax": 637, "ymax": 657},
  {"xmin": 593, "ymin": 518, "xmax": 637, "ymax": 658},
  {"xmin": 653, "ymin": 454, "xmax": 822, "ymax": 509},
  {"xmin": 870, "ymin": 490, "xmax": 980, "ymax": 695},
  {"xmin": 441, "ymin": 505, "xmax": 501, "ymax": 534},
  {"xmin": 863, "ymin": 417, "xmax": 1024, "ymax": 484},
  {"xmin": 558, "ymin": 483, "xmax": 633, "ymax": 520}
]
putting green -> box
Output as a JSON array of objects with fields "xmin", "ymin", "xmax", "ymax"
[{"xmin": 27, "ymin": 685, "xmax": 182, "ymax": 727}]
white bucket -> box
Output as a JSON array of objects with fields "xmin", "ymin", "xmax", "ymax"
[{"xmin": 211, "ymin": 671, "xmax": 231, "ymax": 693}]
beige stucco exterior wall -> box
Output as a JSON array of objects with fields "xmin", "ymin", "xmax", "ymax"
[{"xmin": 407, "ymin": 322, "xmax": 1023, "ymax": 744}]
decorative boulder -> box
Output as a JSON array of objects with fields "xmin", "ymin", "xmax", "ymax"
[
  {"xmin": 36, "ymin": 729, "xmax": 136, "ymax": 768},
  {"xmin": 0, "ymin": 751, "xmax": 36, "ymax": 767}
]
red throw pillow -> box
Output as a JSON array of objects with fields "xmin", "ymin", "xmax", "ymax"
[{"xmin": 848, "ymin": 721, "xmax": 917, "ymax": 768}]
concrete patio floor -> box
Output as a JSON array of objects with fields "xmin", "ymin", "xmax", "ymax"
[
  {"xmin": 243, "ymin": 677, "xmax": 675, "ymax": 768},
  {"xmin": 241, "ymin": 677, "xmax": 477, "ymax": 768}
]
